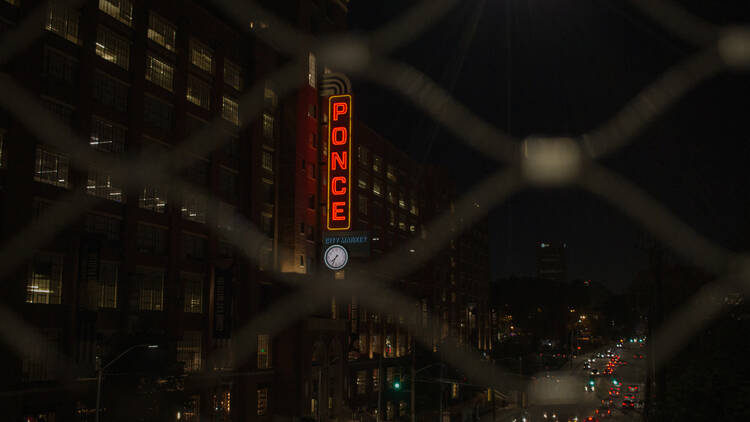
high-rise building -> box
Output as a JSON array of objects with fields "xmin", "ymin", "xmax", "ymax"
[{"xmin": 537, "ymin": 241, "xmax": 567, "ymax": 281}]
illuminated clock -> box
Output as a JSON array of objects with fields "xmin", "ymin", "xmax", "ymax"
[{"xmin": 324, "ymin": 244, "xmax": 349, "ymax": 271}]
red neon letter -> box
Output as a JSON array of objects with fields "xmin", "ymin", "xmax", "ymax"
[
  {"xmin": 333, "ymin": 102, "xmax": 348, "ymax": 121},
  {"xmin": 331, "ymin": 176, "xmax": 347, "ymax": 195},
  {"xmin": 331, "ymin": 127, "xmax": 347, "ymax": 145},
  {"xmin": 331, "ymin": 202, "xmax": 346, "ymax": 220},
  {"xmin": 331, "ymin": 151, "xmax": 348, "ymax": 170}
]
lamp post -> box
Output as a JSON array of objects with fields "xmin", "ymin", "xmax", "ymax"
[{"xmin": 95, "ymin": 344, "xmax": 159, "ymax": 422}]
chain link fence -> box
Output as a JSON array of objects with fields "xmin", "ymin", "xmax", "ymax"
[{"xmin": 1, "ymin": 0, "xmax": 749, "ymax": 420}]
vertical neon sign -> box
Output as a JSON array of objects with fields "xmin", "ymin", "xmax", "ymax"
[{"xmin": 327, "ymin": 94, "xmax": 352, "ymax": 231}]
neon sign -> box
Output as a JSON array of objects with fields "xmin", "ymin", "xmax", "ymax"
[{"xmin": 327, "ymin": 94, "xmax": 352, "ymax": 230}]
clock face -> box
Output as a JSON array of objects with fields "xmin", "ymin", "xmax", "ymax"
[{"xmin": 324, "ymin": 244, "xmax": 349, "ymax": 271}]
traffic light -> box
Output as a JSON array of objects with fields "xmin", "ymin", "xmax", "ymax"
[
  {"xmin": 612, "ymin": 378, "xmax": 619, "ymax": 386},
  {"xmin": 393, "ymin": 376, "xmax": 401, "ymax": 390},
  {"xmin": 589, "ymin": 379, "xmax": 595, "ymax": 387}
]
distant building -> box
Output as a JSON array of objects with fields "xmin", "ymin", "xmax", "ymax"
[{"xmin": 537, "ymin": 241, "xmax": 567, "ymax": 281}]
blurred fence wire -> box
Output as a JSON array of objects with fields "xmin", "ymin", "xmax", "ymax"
[{"xmin": 0, "ymin": 0, "xmax": 749, "ymax": 417}]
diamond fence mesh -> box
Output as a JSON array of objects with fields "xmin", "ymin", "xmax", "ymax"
[{"xmin": 0, "ymin": 0, "xmax": 748, "ymax": 420}]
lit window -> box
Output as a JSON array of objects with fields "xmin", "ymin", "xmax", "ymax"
[
  {"xmin": 99, "ymin": 0, "xmax": 133, "ymax": 26},
  {"xmin": 137, "ymin": 223, "xmax": 166, "ymax": 255},
  {"xmin": 262, "ymin": 113, "xmax": 274, "ymax": 139},
  {"xmin": 358, "ymin": 195, "xmax": 368, "ymax": 216},
  {"xmin": 182, "ymin": 272, "xmax": 203, "ymax": 313},
  {"xmin": 90, "ymin": 117, "xmax": 126, "ymax": 153},
  {"xmin": 387, "ymin": 189, "xmax": 396, "ymax": 205},
  {"xmin": 135, "ymin": 266, "xmax": 163, "ymax": 311},
  {"xmin": 145, "ymin": 54, "xmax": 174, "ymax": 91},
  {"xmin": 97, "ymin": 261, "xmax": 118, "ymax": 309},
  {"xmin": 356, "ymin": 370, "xmax": 367, "ymax": 394},
  {"xmin": 22, "ymin": 329, "xmax": 60, "ymax": 382},
  {"xmin": 85, "ymin": 213, "xmax": 121, "ymax": 240},
  {"xmin": 257, "ymin": 388, "xmax": 268, "ymax": 416},
  {"xmin": 147, "ymin": 12, "xmax": 175, "ymax": 51},
  {"xmin": 389, "ymin": 209, "xmax": 396, "ymax": 227},
  {"xmin": 398, "ymin": 192, "xmax": 407, "ymax": 209},
  {"xmin": 139, "ymin": 186, "xmax": 167, "ymax": 213},
  {"xmin": 257, "ymin": 334, "xmax": 271, "ymax": 369},
  {"xmin": 182, "ymin": 232, "xmax": 207, "ymax": 261},
  {"xmin": 26, "ymin": 253, "xmax": 63, "ymax": 304},
  {"xmin": 410, "ymin": 197, "xmax": 419, "ymax": 216},
  {"xmin": 358, "ymin": 177, "xmax": 368, "ymax": 190},
  {"xmin": 262, "ymin": 150, "xmax": 273, "ymax": 172},
  {"xmin": 187, "ymin": 75, "xmax": 210, "ymax": 109},
  {"xmin": 183, "ymin": 396, "xmax": 200, "ymax": 422},
  {"xmin": 93, "ymin": 71, "xmax": 129, "ymax": 112},
  {"xmin": 398, "ymin": 219, "xmax": 406, "ymax": 231},
  {"xmin": 46, "ymin": 1, "xmax": 80, "ymax": 44},
  {"xmin": 373, "ymin": 155, "xmax": 382, "ymax": 173},
  {"xmin": 96, "ymin": 26, "xmax": 129, "ymax": 69},
  {"xmin": 222, "ymin": 96, "xmax": 239, "ymax": 126},
  {"xmin": 144, "ymin": 95, "xmax": 173, "ymax": 130},
  {"xmin": 181, "ymin": 190, "xmax": 206, "ymax": 223},
  {"xmin": 86, "ymin": 169, "xmax": 124, "ymax": 202},
  {"xmin": 224, "ymin": 60, "xmax": 242, "ymax": 90},
  {"xmin": 190, "ymin": 38, "xmax": 213, "ymax": 74},
  {"xmin": 358, "ymin": 146, "xmax": 370, "ymax": 166},
  {"xmin": 177, "ymin": 331, "xmax": 202, "ymax": 372},
  {"xmin": 264, "ymin": 84, "xmax": 277, "ymax": 109},
  {"xmin": 386, "ymin": 165, "xmax": 397, "ymax": 182},
  {"xmin": 34, "ymin": 145, "xmax": 69, "ymax": 188},
  {"xmin": 308, "ymin": 52, "xmax": 316, "ymax": 88},
  {"xmin": 386, "ymin": 402, "xmax": 394, "ymax": 421},
  {"xmin": 451, "ymin": 383, "xmax": 459, "ymax": 399},
  {"xmin": 372, "ymin": 179, "xmax": 383, "ymax": 197},
  {"xmin": 399, "ymin": 401, "xmax": 408, "ymax": 418}
]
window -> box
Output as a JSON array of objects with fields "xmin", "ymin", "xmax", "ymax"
[
  {"xmin": 358, "ymin": 145, "xmax": 370, "ymax": 166},
  {"xmin": 372, "ymin": 368, "xmax": 380, "ymax": 391},
  {"xmin": 186, "ymin": 114, "xmax": 208, "ymax": 136},
  {"xmin": 262, "ymin": 113, "xmax": 274, "ymax": 138},
  {"xmin": 137, "ymin": 223, "xmax": 166, "ymax": 255},
  {"xmin": 358, "ymin": 195, "xmax": 368, "ymax": 216},
  {"xmin": 182, "ymin": 233, "xmax": 206, "ymax": 261},
  {"xmin": 308, "ymin": 194, "xmax": 315, "ymax": 210},
  {"xmin": 43, "ymin": 47, "xmax": 78, "ymax": 85},
  {"xmin": 307, "ymin": 52, "xmax": 316, "ymax": 88},
  {"xmin": 147, "ymin": 12, "xmax": 175, "ymax": 51},
  {"xmin": 217, "ymin": 202, "xmax": 236, "ymax": 232},
  {"xmin": 99, "ymin": 0, "xmax": 133, "ymax": 26},
  {"xmin": 143, "ymin": 95, "xmax": 173, "ymax": 130},
  {"xmin": 387, "ymin": 189, "xmax": 396, "ymax": 205},
  {"xmin": 177, "ymin": 331, "xmax": 202, "ymax": 372},
  {"xmin": 224, "ymin": 137, "xmax": 239, "ymax": 165},
  {"xmin": 146, "ymin": 54, "xmax": 174, "ymax": 91},
  {"xmin": 181, "ymin": 190, "xmax": 206, "ymax": 223},
  {"xmin": 26, "ymin": 253, "xmax": 63, "ymax": 304},
  {"xmin": 96, "ymin": 26, "xmax": 129, "ymax": 69},
  {"xmin": 310, "ymin": 133, "xmax": 318, "ymax": 149},
  {"xmin": 34, "ymin": 145, "xmax": 69, "ymax": 188},
  {"xmin": 399, "ymin": 401, "xmax": 407, "ymax": 418},
  {"xmin": 373, "ymin": 155, "xmax": 382, "ymax": 173},
  {"xmin": 356, "ymin": 370, "xmax": 367, "ymax": 394},
  {"xmin": 186, "ymin": 75, "xmax": 210, "ymax": 109},
  {"xmin": 139, "ymin": 186, "xmax": 167, "ymax": 213},
  {"xmin": 257, "ymin": 334, "xmax": 271, "ymax": 368},
  {"xmin": 389, "ymin": 209, "xmax": 396, "ymax": 227},
  {"xmin": 372, "ymin": 179, "xmax": 383, "ymax": 197},
  {"xmin": 261, "ymin": 179, "xmax": 274, "ymax": 204},
  {"xmin": 218, "ymin": 167, "xmax": 238, "ymax": 201},
  {"xmin": 86, "ymin": 169, "xmax": 124, "ymax": 202},
  {"xmin": 190, "ymin": 38, "xmax": 213, "ymax": 74},
  {"xmin": 410, "ymin": 197, "xmax": 419, "ymax": 216},
  {"xmin": 262, "ymin": 150, "xmax": 273, "ymax": 172},
  {"xmin": 224, "ymin": 60, "xmax": 242, "ymax": 90},
  {"xmin": 399, "ymin": 218, "xmax": 407, "ymax": 231},
  {"xmin": 183, "ymin": 396, "xmax": 200, "ymax": 422},
  {"xmin": 85, "ymin": 213, "xmax": 121, "ymax": 240},
  {"xmin": 307, "ymin": 163, "xmax": 316, "ymax": 178},
  {"xmin": 451, "ymin": 383, "xmax": 459, "ymax": 399},
  {"xmin": 22, "ymin": 329, "xmax": 60, "ymax": 382},
  {"xmin": 46, "ymin": 1, "xmax": 80, "ymax": 44},
  {"xmin": 135, "ymin": 266, "xmax": 163, "ymax": 311},
  {"xmin": 92, "ymin": 71, "xmax": 128, "ymax": 112},
  {"xmin": 386, "ymin": 402, "xmax": 394, "ymax": 421},
  {"xmin": 399, "ymin": 192, "xmax": 407, "ymax": 209},
  {"xmin": 257, "ymin": 388, "xmax": 268, "ymax": 416},
  {"xmin": 183, "ymin": 272, "xmax": 203, "ymax": 313},
  {"xmin": 386, "ymin": 165, "xmax": 397, "ymax": 182},
  {"xmin": 42, "ymin": 98, "xmax": 74, "ymax": 122},
  {"xmin": 261, "ymin": 213, "xmax": 273, "ymax": 236},
  {"xmin": 97, "ymin": 261, "xmax": 118, "ymax": 309},
  {"xmin": 222, "ymin": 96, "xmax": 239, "ymax": 126},
  {"xmin": 90, "ymin": 117, "xmax": 126, "ymax": 153}
]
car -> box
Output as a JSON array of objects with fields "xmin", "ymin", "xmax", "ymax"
[
  {"xmin": 590, "ymin": 368, "xmax": 599, "ymax": 375},
  {"xmin": 622, "ymin": 400, "xmax": 635, "ymax": 408},
  {"xmin": 627, "ymin": 385, "xmax": 639, "ymax": 393}
]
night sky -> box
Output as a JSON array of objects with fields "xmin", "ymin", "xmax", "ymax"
[{"xmin": 347, "ymin": 1, "xmax": 750, "ymax": 292}]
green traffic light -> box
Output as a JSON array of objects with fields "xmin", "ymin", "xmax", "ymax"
[
  {"xmin": 589, "ymin": 380, "xmax": 595, "ymax": 386},
  {"xmin": 394, "ymin": 382, "xmax": 401, "ymax": 389}
]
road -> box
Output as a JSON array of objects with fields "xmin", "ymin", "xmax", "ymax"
[{"xmin": 485, "ymin": 342, "xmax": 648, "ymax": 422}]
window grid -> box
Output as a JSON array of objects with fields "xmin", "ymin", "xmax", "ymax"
[
  {"xmin": 177, "ymin": 331, "xmax": 202, "ymax": 372},
  {"xmin": 183, "ymin": 396, "xmax": 200, "ymax": 422},
  {"xmin": 143, "ymin": 95, "xmax": 174, "ymax": 131},
  {"xmin": 257, "ymin": 388, "xmax": 268, "ymax": 416},
  {"xmin": 147, "ymin": 12, "xmax": 175, "ymax": 51},
  {"xmin": 22, "ymin": 330, "xmax": 60, "ymax": 382},
  {"xmin": 98, "ymin": 0, "xmax": 133, "ymax": 26},
  {"xmin": 218, "ymin": 167, "xmax": 238, "ymax": 201},
  {"xmin": 262, "ymin": 113, "xmax": 274, "ymax": 138},
  {"xmin": 26, "ymin": 254, "xmax": 63, "ymax": 304},
  {"xmin": 224, "ymin": 60, "xmax": 242, "ymax": 90},
  {"xmin": 139, "ymin": 186, "xmax": 167, "ymax": 213},
  {"xmin": 262, "ymin": 150, "xmax": 273, "ymax": 172},
  {"xmin": 135, "ymin": 267, "xmax": 163, "ymax": 311},
  {"xmin": 98, "ymin": 261, "xmax": 118, "ymax": 309},
  {"xmin": 308, "ymin": 52, "xmax": 316, "ymax": 88},
  {"xmin": 181, "ymin": 190, "xmax": 207, "ymax": 223},
  {"xmin": 356, "ymin": 370, "xmax": 367, "ymax": 395},
  {"xmin": 182, "ymin": 233, "xmax": 207, "ymax": 261},
  {"xmin": 46, "ymin": 1, "xmax": 80, "ymax": 44},
  {"xmin": 96, "ymin": 26, "xmax": 129, "ymax": 69},
  {"xmin": 42, "ymin": 98, "xmax": 75, "ymax": 122},
  {"xmin": 85, "ymin": 213, "xmax": 121, "ymax": 240},
  {"xmin": 93, "ymin": 71, "xmax": 128, "ymax": 112},
  {"xmin": 183, "ymin": 272, "xmax": 203, "ymax": 313},
  {"xmin": 34, "ymin": 145, "xmax": 69, "ymax": 188},
  {"xmin": 257, "ymin": 334, "xmax": 271, "ymax": 369},
  {"xmin": 137, "ymin": 223, "xmax": 166, "ymax": 255},
  {"xmin": 145, "ymin": 54, "xmax": 174, "ymax": 91},
  {"xmin": 222, "ymin": 96, "xmax": 239, "ymax": 126},
  {"xmin": 190, "ymin": 39, "xmax": 214, "ymax": 74},
  {"xmin": 187, "ymin": 75, "xmax": 211, "ymax": 109},
  {"xmin": 217, "ymin": 202, "xmax": 236, "ymax": 232},
  {"xmin": 86, "ymin": 169, "xmax": 124, "ymax": 202},
  {"xmin": 90, "ymin": 117, "xmax": 126, "ymax": 153}
]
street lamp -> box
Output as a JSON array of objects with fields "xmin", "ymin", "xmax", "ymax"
[{"xmin": 95, "ymin": 344, "xmax": 159, "ymax": 422}]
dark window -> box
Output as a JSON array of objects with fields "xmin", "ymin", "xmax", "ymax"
[
  {"xmin": 262, "ymin": 180, "xmax": 274, "ymax": 204},
  {"xmin": 93, "ymin": 71, "xmax": 129, "ymax": 112},
  {"xmin": 85, "ymin": 213, "xmax": 121, "ymax": 241},
  {"xmin": 261, "ymin": 213, "xmax": 273, "ymax": 236},
  {"xmin": 308, "ymin": 194, "xmax": 315, "ymax": 210},
  {"xmin": 43, "ymin": 47, "xmax": 77, "ymax": 85},
  {"xmin": 182, "ymin": 233, "xmax": 206, "ymax": 261},
  {"xmin": 185, "ymin": 158, "xmax": 209, "ymax": 187},
  {"xmin": 143, "ymin": 95, "xmax": 173, "ymax": 131},
  {"xmin": 41, "ymin": 98, "xmax": 74, "ymax": 123},
  {"xmin": 218, "ymin": 167, "xmax": 238, "ymax": 201},
  {"xmin": 137, "ymin": 223, "xmax": 166, "ymax": 255}
]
